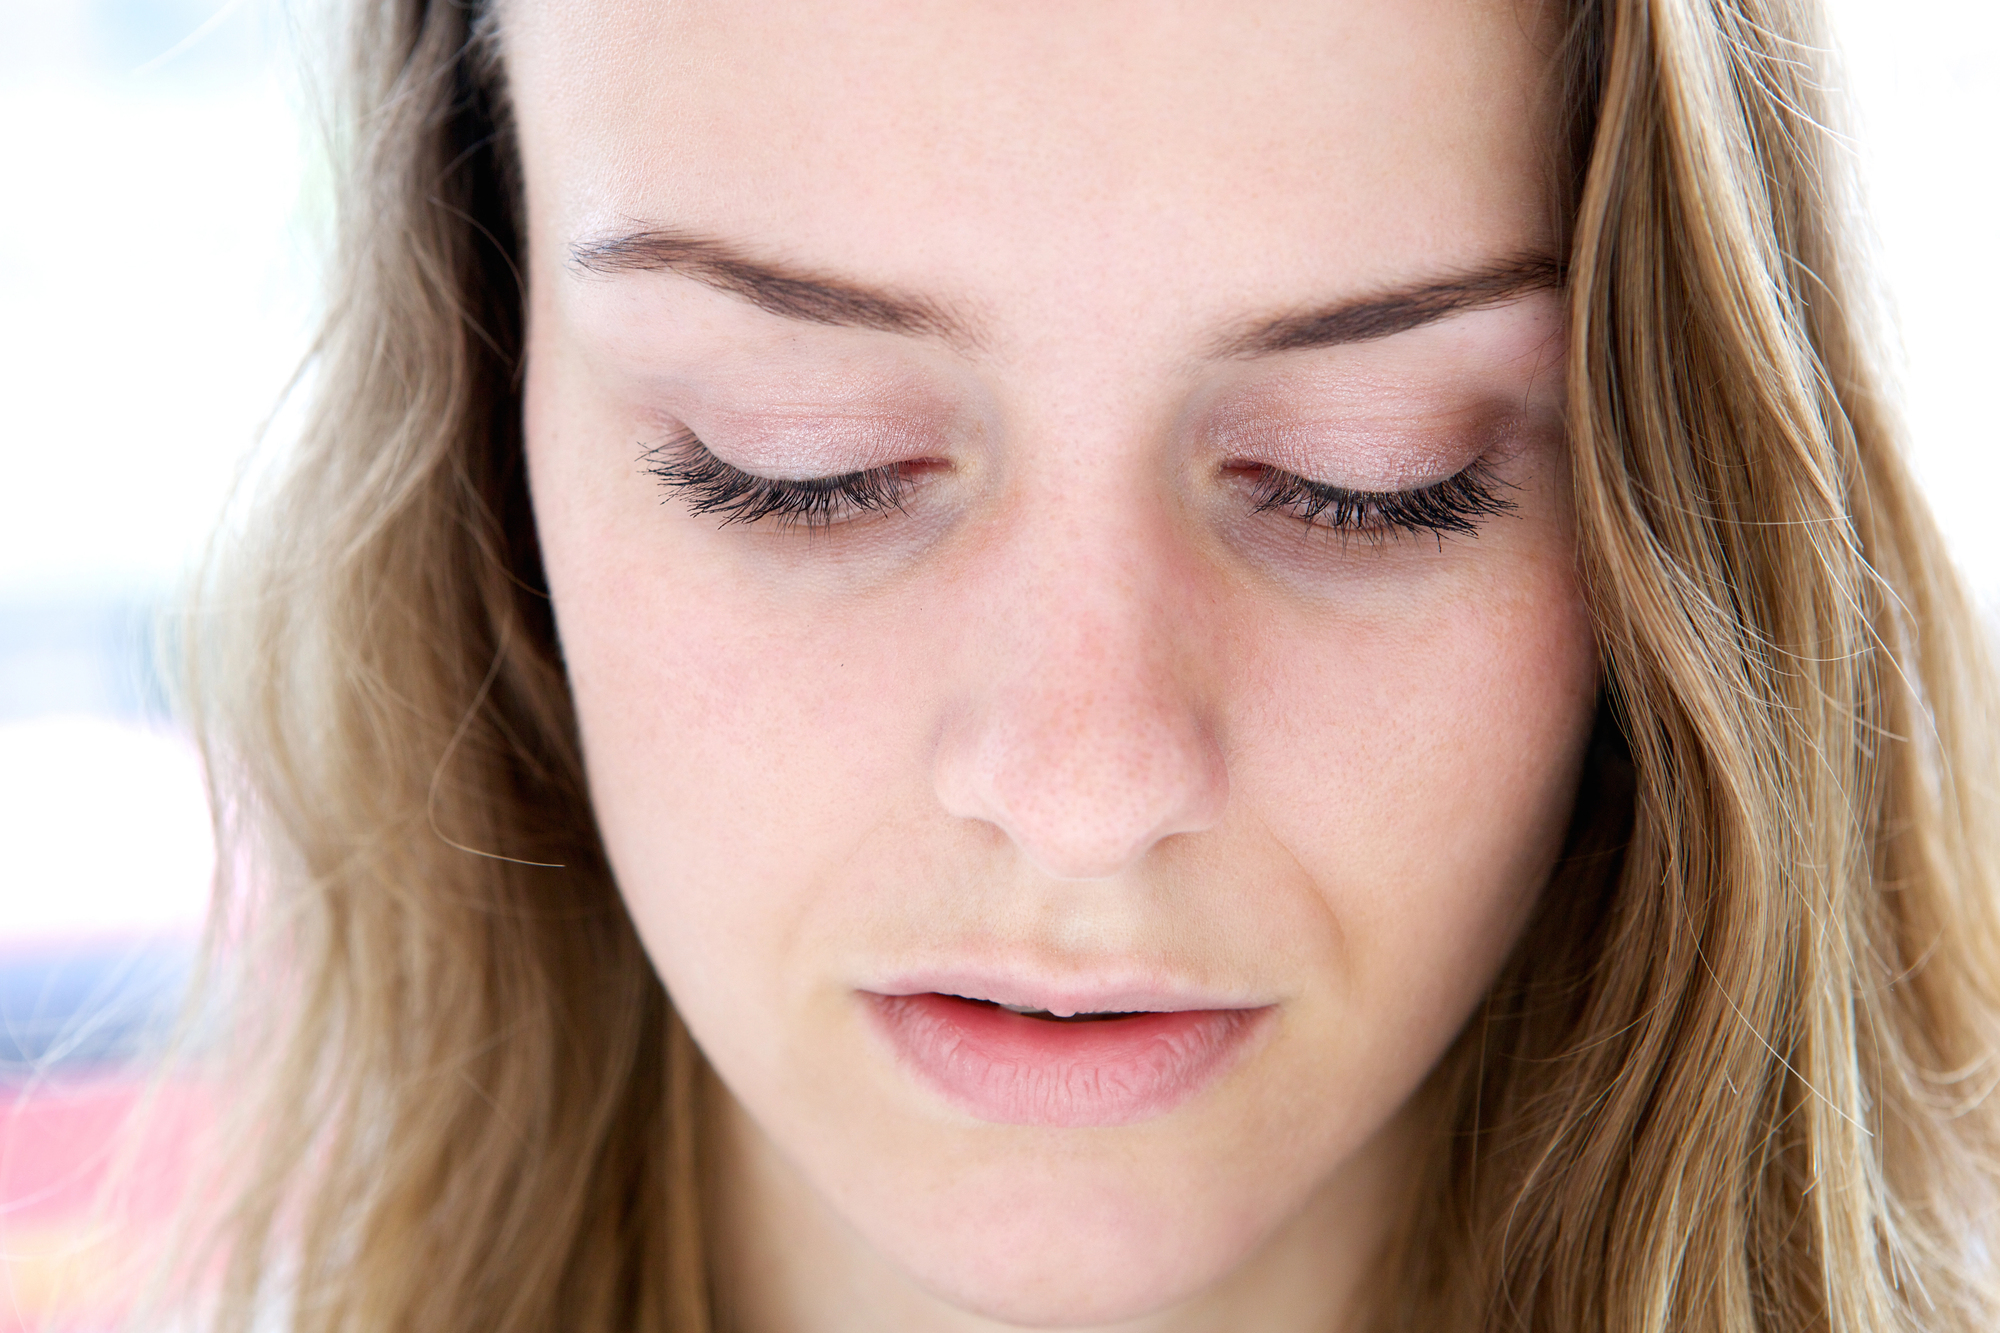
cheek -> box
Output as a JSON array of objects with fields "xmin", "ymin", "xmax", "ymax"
[
  {"xmin": 566, "ymin": 591, "xmax": 930, "ymax": 944},
  {"xmin": 1238, "ymin": 546, "xmax": 1598, "ymax": 1034}
]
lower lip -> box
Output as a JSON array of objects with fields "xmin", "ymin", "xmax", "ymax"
[{"xmin": 864, "ymin": 992, "xmax": 1267, "ymax": 1128}]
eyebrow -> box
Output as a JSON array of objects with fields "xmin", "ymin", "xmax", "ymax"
[
  {"xmin": 569, "ymin": 227, "xmax": 1561, "ymax": 358},
  {"xmin": 1214, "ymin": 254, "xmax": 1565, "ymax": 357},
  {"xmin": 570, "ymin": 228, "xmax": 975, "ymax": 347}
]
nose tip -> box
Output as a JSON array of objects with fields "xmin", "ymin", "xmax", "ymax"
[{"xmin": 934, "ymin": 689, "xmax": 1229, "ymax": 881}]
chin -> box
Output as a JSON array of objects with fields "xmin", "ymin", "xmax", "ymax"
[{"xmin": 845, "ymin": 1152, "xmax": 1282, "ymax": 1328}]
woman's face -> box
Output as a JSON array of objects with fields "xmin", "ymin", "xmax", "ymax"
[{"xmin": 516, "ymin": 0, "xmax": 1595, "ymax": 1325}]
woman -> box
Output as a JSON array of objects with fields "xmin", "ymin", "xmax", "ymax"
[{"xmin": 177, "ymin": 0, "xmax": 2000, "ymax": 1329}]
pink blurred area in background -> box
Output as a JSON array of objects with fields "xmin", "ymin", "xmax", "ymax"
[
  {"xmin": 0, "ymin": 718, "xmax": 214, "ymax": 1330},
  {"xmin": 1, "ymin": 1080, "xmax": 213, "ymax": 1333}
]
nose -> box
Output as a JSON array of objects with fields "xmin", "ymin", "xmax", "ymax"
[{"xmin": 932, "ymin": 504, "xmax": 1229, "ymax": 881}]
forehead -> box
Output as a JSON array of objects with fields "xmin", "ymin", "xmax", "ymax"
[{"xmin": 506, "ymin": 0, "xmax": 1561, "ymax": 324}]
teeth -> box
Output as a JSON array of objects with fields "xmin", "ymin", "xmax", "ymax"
[
  {"xmin": 994, "ymin": 1002, "xmax": 1147, "ymax": 1022},
  {"xmin": 966, "ymin": 996, "xmax": 1145, "ymax": 1020}
]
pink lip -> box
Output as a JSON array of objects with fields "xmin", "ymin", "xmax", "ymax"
[{"xmin": 864, "ymin": 991, "xmax": 1269, "ymax": 1127}]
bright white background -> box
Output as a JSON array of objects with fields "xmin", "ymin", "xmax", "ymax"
[{"xmin": 0, "ymin": 0, "xmax": 1995, "ymax": 948}]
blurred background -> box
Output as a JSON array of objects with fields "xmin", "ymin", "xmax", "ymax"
[
  {"xmin": 0, "ymin": 0, "xmax": 1995, "ymax": 1327},
  {"xmin": 1, "ymin": 2, "xmax": 308, "ymax": 1326}
]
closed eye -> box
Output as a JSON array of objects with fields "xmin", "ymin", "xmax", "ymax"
[
  {"xmin": 642, "ymin": 428, "xmax": 1516, "ymax": 544},
  {"xmin": 1233, "ymin": 459, "xmax": 1517, "ymax": 544},
  {"xmin": 640, "ymin": 430, "xmax": 923, "ymax": 531}
]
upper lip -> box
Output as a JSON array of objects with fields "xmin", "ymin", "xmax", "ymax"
[{"xmin": 862, "ymin": 967, "xmax": 1273, "ymax": 1018}]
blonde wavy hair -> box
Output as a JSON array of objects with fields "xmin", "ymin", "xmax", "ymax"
[{"xmin": 173, "ymin": 0, "xmax": 2000, "ymax": 1328}]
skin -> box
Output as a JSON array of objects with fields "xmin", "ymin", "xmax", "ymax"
[{"xmin": 511, "ymin": 1, "xmax": 1598, "ymax": 1328}]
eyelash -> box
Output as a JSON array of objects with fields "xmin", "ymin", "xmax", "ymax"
[
  {"xmin": 641, "ymin": 431, "xmax": 915, "ymax": 529},
  {"xmin": 641, "ymin": 430, "xmax": 1517, "ymax": 541},
  {"xmin": 1241, "ymin": 461, "xmax": 1517, "ymax": 543}
]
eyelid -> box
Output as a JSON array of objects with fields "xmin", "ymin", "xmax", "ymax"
[
  {"xmin": 672, "ymin": 412, "xmax": 947, "ymax": 478},
  {"xmin": 1204, "ymin": 397, "xmax": 1542, "ymax": 494}
]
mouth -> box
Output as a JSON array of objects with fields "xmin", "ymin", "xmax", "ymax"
[{"xmin": 862, "ymin": 989, "xmax": 1271, "ymax": 1128}]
